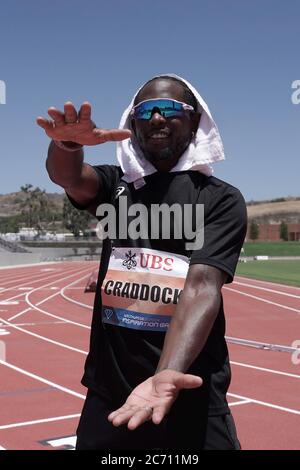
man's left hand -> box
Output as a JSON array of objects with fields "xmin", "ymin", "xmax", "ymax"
[{"xmin": 107, "ymin": 369, "xmax": 202, "ymax": 430}]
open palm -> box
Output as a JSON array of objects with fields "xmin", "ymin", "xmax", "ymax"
[
  {"xmin": 108, "ymin": 369, "xmax": 202, "ymax": 430},
  {"xmin": 36, "ymin": 101, "xmax": 131, "ymax": 146}
]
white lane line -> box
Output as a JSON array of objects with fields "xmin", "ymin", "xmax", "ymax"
[
  {"xmin": 8, "ymin": 269, "xmax": 92, "ymax": 324},
  {"xmin": 21, "ymin": 274, "xmax": 92, "ymax": 327},
  {"xmin": 0, "ymin": 341, "xmax": 6, "ymax": 360},
  {"xmin": 0, "ymin": 413, "xmax": 81, "ymax": 430},
  {"xmin": 61, "ymin": 285, "xmax": 93, "ymax": 310},
  {"xmin": 0, "ymin": 269, "xmax": 70, "ymax": 291},
  {"xmin": 233, "ymin": 280, "xmax": 300, "ymax": 300},
  {"xmin": 0, "ymin": 301, "xmax": 19, "ymax": 305},
  {"xmin": 235, "ymin": 276, "xmax": 300, "ymax": 292},
  {"xmin": 0, "ymin": 359, "xmax": 85, "ymax": 400},
  {"xmin": 229, "ymin": 399, "xmax": 252, "ymax": 407},
  {"xmin": 0, "ymin": 265, "xmax": 81, "ymax": 303},
  {"xmin": 8, "ymin": 307, "xmax": 32, "ymax": 322},
  {"xmin": 0, "ymin": 261, "xmax": 62, "ymax": 270},
  {"xmin": 226, "ymin": 335, "xmax": 297, "ymax": 353},
  {"xmin": 0, "ymin": 329, "xmax": 10, "ymax": 336},
  {"xmin": 64, "ymin": 287, "xmax": 88, "ymax": 290},
  {"xmin": 0, "ymin": 316, "xmax": 88, "ymax": 354},
  {"xmin": 227, "ymin": 392, "xmax": 300, "ymax": 415},
  {"xmin": 224, "ymin": 286, "xmax": 300, "ymax": 314},
  {"xmin": 230, "ymin": 361, "xmax": 300, "ymax": 379},
  {"xmin": 4, "ymin": 321, "xmax": 66, "ymax": 328},
  {"xmin": 0, "ymin": 445, "xmax": 5, "ymax": 450}
]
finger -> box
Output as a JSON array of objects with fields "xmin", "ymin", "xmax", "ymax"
[
  {"xmin": 175, "ymin": 374, "xmax": 203, "ymax": 390},
  {"xmin": 36, "ymin": 117, "xmax": 54, "ymax": 131},
  {"xmin": 108, "ymin": 404, "xmax": 131, "ymax": 422},
  {"xmin": 93, "ymin": 128, "xmax": 131, "ymax": 143},
  {"xmin": 78, "ymin": 102, "xmax": 92, "ymax": 122},
  {"xmin": 64, "ymin": 101, "xmax": 78, "ymax": 123},
  {"xmin": 111, "ymin": 409, "xmax": 136, "ymax": 427},
  {"xmin": 47, "ymin": 107, "xmax": 65, "ymax": 127},
  {"xmin": 152, "ymin": 405, "xmax": 166, "ymax": 425},
  {"xmin": 127, "ymin": 408, "xmax": 153, "ymax": 431}
]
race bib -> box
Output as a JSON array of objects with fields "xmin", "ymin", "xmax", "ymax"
[{"xmin": 101, "ymin": 247, "xmax": 189, "ymax": 332}]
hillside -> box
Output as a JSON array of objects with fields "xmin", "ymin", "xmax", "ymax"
[
  {"xmin": 0, "ymin": 191, "xmax": 64, "ymax": 217},
  {"xmin": 0, "ymin": 192, "xmax": 299, "ymax": 223},
  {"xmin": 247, "ymin": 199, "xmax": 300, "ymax": 223}
]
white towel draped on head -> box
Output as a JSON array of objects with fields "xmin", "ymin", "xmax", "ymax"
[{"xmin": 116, "ymin": 73, "xmax": 225, "ymax": 183}]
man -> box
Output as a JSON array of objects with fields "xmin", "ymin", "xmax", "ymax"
[{"xmin": 37, "ymin": 74, "xmax": 247, "ymax": 449}]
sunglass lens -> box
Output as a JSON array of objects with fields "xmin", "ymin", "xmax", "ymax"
[{"xmin": 134, "ymin": 99, "xmax": 184, "ymax": 120}]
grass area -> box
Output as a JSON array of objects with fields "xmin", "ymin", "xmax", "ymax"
[
  {"xmin": 236, "ymin": 260, "xmax": 300, "ymax": 287},
  {"xmin": 243, "ymin": 241, "xmax": 300, "ymax": 257}
]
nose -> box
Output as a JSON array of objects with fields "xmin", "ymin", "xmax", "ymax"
[{"xmin": 149, "ymin": 110, "xmax": 166, "ymax": 126}]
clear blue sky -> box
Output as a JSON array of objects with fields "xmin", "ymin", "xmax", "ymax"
[{"xmin": 0, "ymin": 0, "xmax": 299, "ymax": 201}]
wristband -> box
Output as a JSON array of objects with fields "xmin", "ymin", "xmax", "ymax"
[{"xmin": 53, "ymin": 140, "xmax": 83, "ymax": 152}]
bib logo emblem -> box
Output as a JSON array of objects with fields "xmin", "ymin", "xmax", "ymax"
[
  {"xmin": 104, "ymin": 308, "xmax": 114, "ymax": 320},
  {"xmin": 122, "ymin": 250, "xmax": 137, "ymax": 270}
]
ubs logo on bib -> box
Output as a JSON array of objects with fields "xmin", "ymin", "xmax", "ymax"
[{"xmin": 122, "ymin": 250, "xmax": 137, "ymax": 270}]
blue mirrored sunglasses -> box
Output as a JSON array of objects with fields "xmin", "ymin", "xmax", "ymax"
[{"xmin": 130, "ymin": 98, "xmax": 194, "ymax": 120}]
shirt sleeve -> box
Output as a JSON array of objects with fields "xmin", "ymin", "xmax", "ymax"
[
  {"xmin": 189, "ymin": 186, "xmax": 247, "ymax": 283},
  {"xmin": 66, "ymin": 164, "xmax": 122, "ymax": 217}
]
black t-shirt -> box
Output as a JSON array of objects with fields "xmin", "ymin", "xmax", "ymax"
[{"xmin": 67, "ymin": 165, "xmax": 247, "ymax": 416}]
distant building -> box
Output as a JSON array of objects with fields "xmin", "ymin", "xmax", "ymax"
[{"xmin": 246, "ymin": 223, "xmax": 300, "ymax": 241}]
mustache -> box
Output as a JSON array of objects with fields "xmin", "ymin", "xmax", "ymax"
[{"xmin": 148, "ymin": 129, "xmax": 171, "ymax": 138}]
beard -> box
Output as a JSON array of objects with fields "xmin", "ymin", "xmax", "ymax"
[{"xmin": 143, "ymin": 147, "xmax": 174, "ymax": 162}]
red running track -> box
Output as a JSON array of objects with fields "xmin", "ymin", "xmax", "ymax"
[{"xmin": 0, "ymin": 262, "xmax": 299, "ymax": 450}]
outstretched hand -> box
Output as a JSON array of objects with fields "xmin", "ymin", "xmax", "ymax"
[
  {"xmin": 108, "ymin": 369, "xmax": 202, "ymax": 431},
  {"xmin": 36, "ymin": 101, "xmax": 131, "ymax": 146}
]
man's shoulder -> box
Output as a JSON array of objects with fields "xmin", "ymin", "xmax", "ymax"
[
  {"xmin": 202, "ymin": 174, "xmax": 245, "ymax": 201},
  {"xmin": 93, "ymin": 164, "xmax": 123, "ymax": 179}
]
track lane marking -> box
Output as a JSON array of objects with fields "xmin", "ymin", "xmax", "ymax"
[
  {"xmin": 232, "ymin": 280, "xmax": 300, "ymax": 300},
  {"xmin": 235, "ymin": 276, "xmax": 300, "ymax": 291},
  {"xmin": 228, "ymin": 392, "xmax": 300, "ymax": 415},
  {"xmin": 60, "ymin": 285, "xmax": 93, "ymax": 310},
  {"xmin": 224, "ymin": 287, "xmax": 300, "ymax": 314},
  {"xmin": 0, "ymin": 360, "xmax": 85, "ymax": 400},
  {"xmin": 0, "ymin": 265, "xmax": 84, "ymax": 303},
  {"xmin": 8, "ymin": 269, "xmax": 92, "ymax": 324},
  {"xmin": 229, "ymin": 399, "xmax": 251, "ymax": 407},
  {"xmin": 230, "ymin": 361, "xmax": 300, "ymax": 379},
  {"xmin": 0, "ymin": 413, "xmax": 81, "ymax": 430},
  {"xmin": 0, "ymin": 316, "xmax": 87, "ymax": 354}
]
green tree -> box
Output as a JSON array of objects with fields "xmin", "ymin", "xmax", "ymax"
[
  {"xmin": 280, "ymin": 221, "xmax": 289, "ymax": 241},
  {"xmin": 62, "ymin": 196, "xmax": 91, "ymax": 238},
  {"xmin": 20, "ymin": 185, "xmax": 56, "ymax": 233},
  {"xmin": 0, "ymin": 215, "xmax": 21, "ymax": 233},
  {"xmin": 249, "ymin": 221, "xmax": 259, "ymax": 241}
]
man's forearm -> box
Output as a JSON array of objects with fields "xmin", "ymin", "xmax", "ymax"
[
  {"xmin": 156, "ymin": 283, "xmax": 222, "ymax": 374},
  {"xmin": 46, "ymin": 140, "xmax": 84, "ymax": 188}
]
